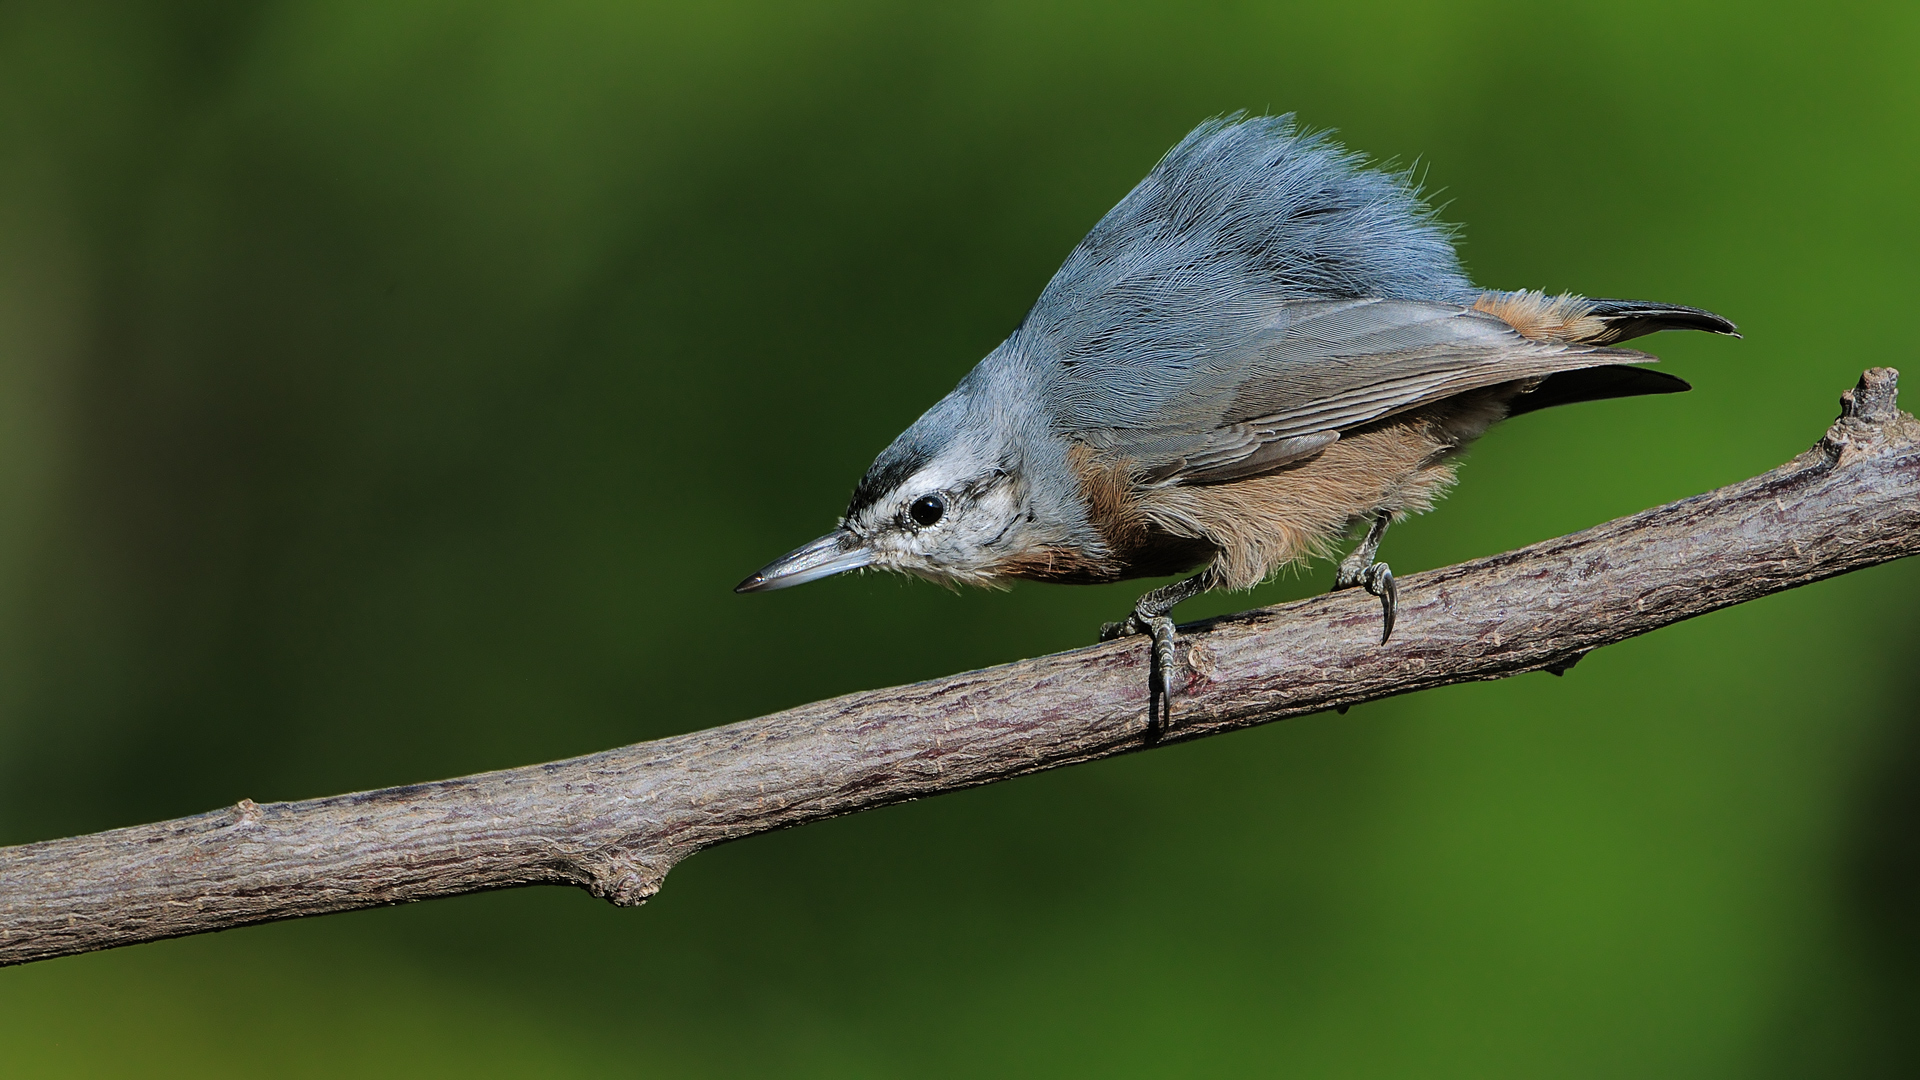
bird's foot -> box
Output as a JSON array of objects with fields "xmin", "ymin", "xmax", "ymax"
[
  {"xmin": 1099, "ymin": 571, "xmax": 1212, "ymax": 734},
  {"xmin": 1099, "ymin": 612, "xmax": 1180, "ymax": 732},
  {"xmin": 1335, "ymin": 560, "xmax": 1397, "ymax": 644}
]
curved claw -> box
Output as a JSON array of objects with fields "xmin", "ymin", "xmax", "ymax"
[{"xmin": 1362, "ymin": 562, "xmax": 1397, "ymax": 644}]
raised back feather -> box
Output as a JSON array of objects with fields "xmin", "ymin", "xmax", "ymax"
[{"xmin": 1012, "ymin": 114, "xmax": 1477, "ymax": 433}]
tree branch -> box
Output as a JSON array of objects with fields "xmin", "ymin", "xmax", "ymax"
[{"xmin": 4, "ymin": 369, "xmax": 1917, "ymax": 967}]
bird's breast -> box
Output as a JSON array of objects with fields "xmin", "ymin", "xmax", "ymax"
[{"xmin": 989, "ymin": 444, "xmax": 1214, "ymax": 584}]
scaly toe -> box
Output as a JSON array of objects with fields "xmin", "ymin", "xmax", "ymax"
[{"xmin": 1146, "ymin": 614, "xmax": 1180, "ymax": 727}]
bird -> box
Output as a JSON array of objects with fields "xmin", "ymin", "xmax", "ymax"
[{"xmin": 735, "ymin": 114, "xmax": 1736, "ymax": 726}]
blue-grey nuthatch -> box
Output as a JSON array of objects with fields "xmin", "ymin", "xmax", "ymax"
[{"xmin": 737, "ymin": 115, "xmax": 1736, "ymax": 722}]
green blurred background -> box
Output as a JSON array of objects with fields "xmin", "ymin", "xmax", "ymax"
[{"xmin": 1, "ymin": 1, "xmax": 1916, "ymax": 1075}]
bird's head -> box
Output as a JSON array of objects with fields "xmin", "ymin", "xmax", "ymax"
[{"xmin": 735, "ymin": 390, "xmax": 1036, "ymax": 593}]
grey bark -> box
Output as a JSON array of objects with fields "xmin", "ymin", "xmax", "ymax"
[{"xmin": 3, "ymin": 369, "xmax": 1917, "ymax": 968}]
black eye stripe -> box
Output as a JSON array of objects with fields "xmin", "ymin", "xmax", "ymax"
[{"xmin": 909, "ymin": 494, "xmax": 946, "ymax": 528}]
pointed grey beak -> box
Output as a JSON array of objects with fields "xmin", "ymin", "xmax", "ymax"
[{"xmin": 734, "ymin": 529, "xmax": 875, "ymax": 593}]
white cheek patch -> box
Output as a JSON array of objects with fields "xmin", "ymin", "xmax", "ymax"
[
  {"xmin": 854, "ymin": 477, "xmax": 1024, "ymax": 590},
  {"xmin": 955, "ymin": 485, "xmax": 1018, "ymax": 542},
  {"xmin": 851, "ymin": 450, "xmax": 1020, "ymax": 580}
]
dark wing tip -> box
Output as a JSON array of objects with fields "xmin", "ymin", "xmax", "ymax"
[{"xmin": 1507, "ymin": 364, "xmax": 1692, "ymax": 418}]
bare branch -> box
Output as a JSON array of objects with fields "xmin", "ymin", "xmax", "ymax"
[{"xmin": 4, "ymin": 369, "xmax": 1917, "ymax": 968}]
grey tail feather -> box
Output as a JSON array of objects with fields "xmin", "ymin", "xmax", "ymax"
[
  {"xmin": 1506, "ymin": 364, "xmax": 1691, "ymax": 417},
  {"xmin": 1583, "ymin": 299, "xmax": 1740, "ymax": 344}
]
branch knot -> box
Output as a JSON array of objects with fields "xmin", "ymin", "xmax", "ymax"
[
  {"xmin": 583, "ymin": 849, "xmax": 678, "ymax": 908},
  {"xmin": 1820, "ymin": 367, "xmax": 1919, "ymax": 464}
]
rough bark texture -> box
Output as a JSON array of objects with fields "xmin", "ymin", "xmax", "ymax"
[{"xmin": 4, "ymin": 369, "xmax": 1917, "ymax": 968}]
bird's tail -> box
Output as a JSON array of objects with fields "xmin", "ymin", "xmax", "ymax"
[
  {"xmin": 1578, "ymin": 298, "xmax": 1740, "ymax": 344},
  {"xmin": 1473, "ymin": 290, "xmax": 1738, "ymax": 346},
  {"xmin": 1481, "ymin": 293, "xmax": 1737, "ymax": 416}
]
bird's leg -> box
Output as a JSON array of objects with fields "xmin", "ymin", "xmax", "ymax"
[
  {"xmin": 1100, "ymin": 570, "xmax": 1215, "ymax": 731},
  {"xmin": 1334, "ymin": 511, "xmax": 1397, "ymax": 644}
]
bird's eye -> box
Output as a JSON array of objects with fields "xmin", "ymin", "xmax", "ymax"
[{"xmin": 909, "ymin": 493, "xmax": 946, "ymax": 528}]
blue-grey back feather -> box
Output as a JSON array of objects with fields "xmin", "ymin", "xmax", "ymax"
[{"xmin": 1012, "ymin": 114, "xmax": 1477, "ymax": 428}]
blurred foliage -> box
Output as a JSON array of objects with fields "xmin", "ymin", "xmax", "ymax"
[{"xmin": 1, "ymin": 0, "xmax": 1916, "ymax": 1075}]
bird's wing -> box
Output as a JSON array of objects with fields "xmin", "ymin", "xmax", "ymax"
[{"xmin": 1054, "ymin": 298, "xmax": 1654, "ymax": 485}]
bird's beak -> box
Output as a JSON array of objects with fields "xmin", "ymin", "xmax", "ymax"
[{"xmin": 734, "ymin": 529, "xmax": 875, "ymax": 593}]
